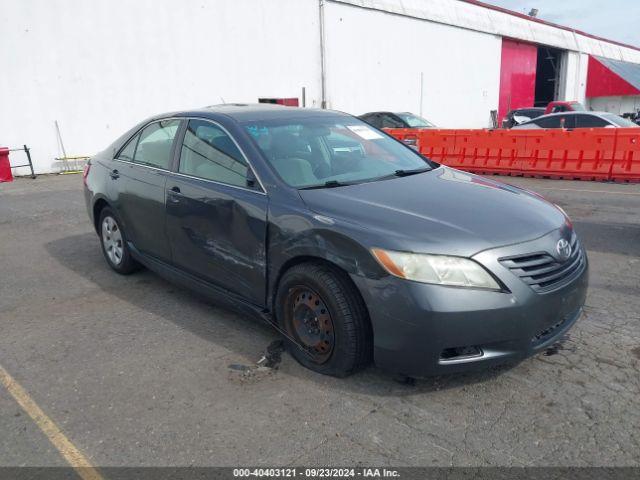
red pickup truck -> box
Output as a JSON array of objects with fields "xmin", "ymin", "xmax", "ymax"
[{"xmin": 544, "ymin": 101, "xmax": 585, "ymax": 115}]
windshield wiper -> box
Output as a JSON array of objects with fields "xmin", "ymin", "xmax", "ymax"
[
  {"xmin": 393, "ymin": 167, "xmax": 431, "ymax": 177},
  {"xmin": 299, "ymin": 180, "xmax": 350, "ymax": 190}
]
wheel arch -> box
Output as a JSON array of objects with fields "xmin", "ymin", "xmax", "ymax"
[
  {"xmin": 270, "ymin": 255, "xmax": 373, "ymax": 337},
  {"xmin": 92, "ymin": 197, "xmax": 111, "ymax": 234}
]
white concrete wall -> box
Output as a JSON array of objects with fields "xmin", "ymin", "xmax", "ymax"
[
  {"xmin": 3, "ymin": 0, "xmax": 639, "ymax": 174},
  {"xmin": 588, "ymin": 96, "xmax": 640, "ymax": 115},
  {"xmin": 323, "ymin": 2, "xmax": 501, "ymax": 128},
  {"xmin": 0, "ymin": 0, "xmax": 322, "ymax": 174}
]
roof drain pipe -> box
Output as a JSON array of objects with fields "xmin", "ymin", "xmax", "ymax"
[{"xmin": 319, "ymin": 0, "xmax": 327, "ymax": 109}]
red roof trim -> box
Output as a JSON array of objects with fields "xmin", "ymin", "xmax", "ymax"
[{"xmin": 459, "ymin": 0, "xmax": 640, "ymax": 53}]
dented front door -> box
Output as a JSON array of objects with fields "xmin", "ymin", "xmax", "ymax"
[{"xmin": 164, "ymin": 175, "xmax": 268, "ymax": 306}]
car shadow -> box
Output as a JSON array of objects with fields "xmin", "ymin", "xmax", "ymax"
[{"xmin": 45, "ymin": 232, "xmax": 518, "ymax": 398}]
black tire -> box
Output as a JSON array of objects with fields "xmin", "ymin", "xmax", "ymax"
[
  {"xmin": 275, "ymin": 262, "xmax": 372, "ymax": 377},
  {"xmin": 98, "ymin": 207, "xmax": 139, "ymax": 275}
]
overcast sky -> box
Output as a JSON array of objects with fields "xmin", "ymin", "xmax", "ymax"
[{"xmin": 481, "ymin": 0, "xmax": 640, "ymax": 47}]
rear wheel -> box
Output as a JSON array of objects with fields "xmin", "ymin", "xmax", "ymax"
[
  {"xmin": 99, "ymin": 207, "xmax": 139, "ymax": 274},
  {"xmin": 276, "ymin": 262, "xmax": 372, "ymax": 377}
]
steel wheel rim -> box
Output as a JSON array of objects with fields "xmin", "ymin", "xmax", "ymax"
[
  {"xmin": 286, "ymin": 287, "xmax": 335, "ymax": 364},
  {"xmin": 102, "ymin": 216, "xmax": 124, "ymax": 266}
]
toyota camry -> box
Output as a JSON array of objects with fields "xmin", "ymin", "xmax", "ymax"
[{"xmin": 84, "ymin": 104, "xmax": 588, "ymax": 378}]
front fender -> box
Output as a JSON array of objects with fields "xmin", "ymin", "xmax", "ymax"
[{"xmin": 266, "ymin": 209, "xmax": 386, "ymax": 304}]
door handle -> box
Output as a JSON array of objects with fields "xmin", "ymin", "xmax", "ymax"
[
  {"xmin": 167, "ymin": 186, "xmax": 182, "ymax": 204},
  {"xmin": 109, "ymin": 169, "xmax": 119, "ymax": 180}
]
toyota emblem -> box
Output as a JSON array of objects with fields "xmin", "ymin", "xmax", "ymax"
[{"xmin": 556, "ymin": 238, "xmax": 572, "ymax": 261}]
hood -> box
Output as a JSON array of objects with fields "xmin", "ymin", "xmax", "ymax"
[{"xmin": 298, "ymin": 167, "xmax": 566, "ymax": 257}]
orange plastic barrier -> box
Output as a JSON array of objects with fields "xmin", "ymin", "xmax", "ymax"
[
  {"xmin": 455, "ymin": 129, "xmax": 525, "ymax": 175},
  {"xmin": 518, "ymin": 129, "xmax": 616, "ymax": 180},
  {"xmin": 611, "ymin": 129, "xmax": 640, "ymax": 183},
  {"xmin": 418, "ymin": 129, "xmax": 459, "ymax": 165},
  {"xmin": 385, "ymin": 127, "xmax": 640, "ymax": 182}
]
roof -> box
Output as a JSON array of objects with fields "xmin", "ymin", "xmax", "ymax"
[
  {"xmin": 181, "ymin": 104, "xmax": 351, "ymax": 122},
  {"xmin": 459, "ymin": 0, "xmax": 640, "ymax": 53},
  {"xmin": 331, "ymin": 0, "xmax": 640, "ymax": 63},
  {"xmin": 586, "ymin": 56, "xmax": 640, "ymax": 97}
]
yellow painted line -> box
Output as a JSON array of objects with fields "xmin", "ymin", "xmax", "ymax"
[
  {"xmin": 0, "ymin": 364, "xmax": 105, "ymax": 480},
  {"xmin": 533, "ymin": 186, "xmax": 640, "ymax": 196}
]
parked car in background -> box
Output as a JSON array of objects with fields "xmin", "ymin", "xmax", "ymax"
[
  {"xmin": 359, "ymin": 111, "xmax": 436, "ymax": 129},
  {"xmin": 502, "ymin": 107, "xmax": 545, "ymax": 128},
  {"xmin": 512, "ymin": 111, "xmax": 640, "ymax": 130},
  {"xmin": 544, "ymin": 101, "xmax": 585, "ymax": 114},
  {"xmin": 84, "ymin": 104, "xmax": 587, "ymax": 379}
]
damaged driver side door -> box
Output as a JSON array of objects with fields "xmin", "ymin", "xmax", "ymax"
[{"xmin": 165, "ymin": 118, "xmax": 268, "ymax": 306}]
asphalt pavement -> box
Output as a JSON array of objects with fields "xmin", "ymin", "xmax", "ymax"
[{"xmin": 0, "ymin": 173, "xmax": 638, "ymax": 468}]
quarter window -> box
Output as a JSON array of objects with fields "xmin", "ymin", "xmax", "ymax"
[
  {"xmin": 117, "ymin": 134, "xmax": 139, "ymax": 162},
  {"xmin": 134, "ymin": 120, "xmax": 181, "ymax": 170},
  {"xmin": 179, "ymin": 120, "xmax": 249, "ymax": 188}
]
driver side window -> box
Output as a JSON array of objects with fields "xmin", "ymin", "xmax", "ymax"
[{"xmin": 178, "ymin": 120, "xmax": 250, "ymax": 188}]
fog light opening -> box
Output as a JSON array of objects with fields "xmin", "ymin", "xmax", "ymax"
[{"xmin": 440, "ymin": 346, "xmax": 483, "ymax": 361}]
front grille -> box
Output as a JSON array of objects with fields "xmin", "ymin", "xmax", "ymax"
[{"xmin": 499, "ymin": 234, "xmax": 585, "ymax": 293}]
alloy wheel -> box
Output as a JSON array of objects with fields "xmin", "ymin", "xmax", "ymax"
[{"xmin": 102, "ymin": 216, "xmax": 124, "ymax": 266}]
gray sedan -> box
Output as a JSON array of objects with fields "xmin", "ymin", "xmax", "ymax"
[
  {"xmin": 84, "ymin": 104, "xmax": 588, "ymax": 378},
  {"xmin": 512, "ymin": 111, "xmax": 639, "ymax": 129}
]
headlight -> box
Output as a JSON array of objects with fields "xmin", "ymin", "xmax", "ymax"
[{"xmin": 371, "ymin": 248, "xmax": 500, "ymax": 290}]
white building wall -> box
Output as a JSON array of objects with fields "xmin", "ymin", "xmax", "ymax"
[
  {"xmin": 588, "ymin": 96, "xmax": 640, "ymax": 115},
  {"xmin": 323, "ymin": 2, "xmax": 501, "ymax": 128},
  {"xmin": 3, "ymin": 0, "xmax": 640, "ymax": 174},
  {"xmin": 0, "ymin": 0, "xmax": 322, "ymax": 174}
]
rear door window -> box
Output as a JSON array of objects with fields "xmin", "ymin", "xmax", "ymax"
[
  {"xmin": 379, "ymin": 114, "xmax": 405, "ymax": 129},
  {"xmin": 364, "ymin": 114, "xmax": 383, "ymax": 129},
  {"xmin": 134, "ymin": 120, "xmax": 181, "ymax": 170},
  {"xmin": 535, "ymin": 116, "xmax": 563, "ymax": 129},
  {"xmin": 574, "ymin": 114, "xmax": 611, "ymax": 128}
]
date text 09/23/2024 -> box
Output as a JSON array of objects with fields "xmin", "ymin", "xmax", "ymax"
[{"xmin": 233, "ymin": 468, "xmax": 400, "ymax": 478}]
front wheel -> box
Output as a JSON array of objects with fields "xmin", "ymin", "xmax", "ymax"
[{"xmin": 275, "ymin": 262, "xmax": 372, "ymax": 377}]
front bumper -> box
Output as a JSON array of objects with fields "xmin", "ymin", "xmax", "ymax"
[{"xmin": 351, "ymin": 230, "xmax": 589, "ymax": 378}]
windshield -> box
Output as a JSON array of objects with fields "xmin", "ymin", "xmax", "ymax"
[
  {"xmin": 396, "ymin": 112, "xmax": 436, "ymax": 128},
  {"xmin": 243, "ymin": 115, "xmax": 432, "ymax": 189},
  {"xmin": 601, "ymin": 113, "xmax": 639, "ymax": 128}
]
